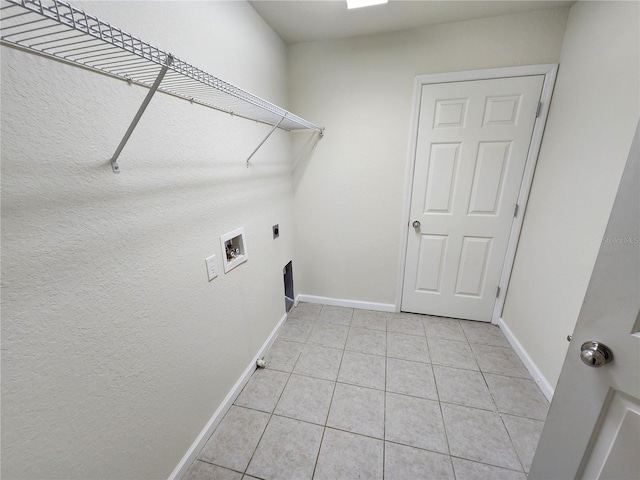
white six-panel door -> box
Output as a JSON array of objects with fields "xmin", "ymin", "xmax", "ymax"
[{"xmin": 402, "ymin": 75, "xmax": 544, "ymax": 322}]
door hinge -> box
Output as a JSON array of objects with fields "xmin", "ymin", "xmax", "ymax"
[
  {"xmin": 513, "ymin": 204, "xmax": 519, "ymax": 218},
  {"xmin": 536, "ymin": 101, "xmax": 542, "ymax": 118},
  {"xmin": 496, "ymin": 286, "xmax": 501, "ymax": 298}
]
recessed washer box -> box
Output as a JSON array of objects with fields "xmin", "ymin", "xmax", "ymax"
[{"xmin": 220, "ymin": 227, "xmax": 248, "ymax": 273}]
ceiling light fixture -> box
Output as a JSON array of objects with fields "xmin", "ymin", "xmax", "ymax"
[{"xmin": 347, "ymin": 0, "xmax": 389, "ymax": 10}]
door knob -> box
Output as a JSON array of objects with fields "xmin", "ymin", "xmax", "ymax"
[
  {"xmin": 412, "ymin": 220, "xmax": 421, "ymax": 228},
  {"xmin": 580, "ymin": 341, "xmax": 614, "ymax": 367}
]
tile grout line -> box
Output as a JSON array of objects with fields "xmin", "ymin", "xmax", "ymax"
[
  {"xmin": 430, "ymin": 337, "xmax": 456, "ymax": 479},
  {"xmin": 241, "ymin": 370, "xmax": 293, "ymax": 477},
  {"xmin": 450, "ymin": 454, "xmax": 529, "ymax": 475},
  {"xmin": 308, "ymin": 306, "xmax": 328, "ymax": 480},
  {"xmin": 382, "ymin": 312, "xmax": 389, "ymax": 480},
  {"xmin": 469, "ymin": 326, "xmax": 527, "ymax": 474},
  {"xmin": 310, "ymin": 308, "xmax": 351, "ymax": 479},
  {"xmin": 442, "ymin": 319, "xmax": 495, "ymax": 478},
  {"xmin": 241, "ymin": 306, "xmax": 319, "ymax": 478},
  {"xmin": 498, "ymin": 412, "xmax": 528, "ymax": 474},
  {"xmin": 192, "ymin": 459, "xmax": 247, "ymax": 477}
]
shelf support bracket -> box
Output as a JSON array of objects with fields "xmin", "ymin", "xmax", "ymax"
[
  {"xmin": 246, "ymin": 114, "xmax": 286, "ymax": 167},
  {"xmin": 111, "ymin": 55, "xmax": 174, "ymax": 173}
]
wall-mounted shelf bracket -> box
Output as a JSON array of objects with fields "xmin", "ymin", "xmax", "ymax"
[
  {"xmin": 246, "ymin": 114, "xmax": 286, "ymax": 167},
  {"xmin": 111, "ymin": 55, "xmax": 174, "ymax": 173}
]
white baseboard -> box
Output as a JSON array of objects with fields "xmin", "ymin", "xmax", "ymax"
[
  {"xmin": 168, "ymin": 312, "xmax": 289, "ymax": 480},
  {"xmin": 295, "ymin": 294, "xmax": 396, "ymax": 313},
  {"xmin": 497, "ymin": 317, "xmax": 554, "ymax": 402}
]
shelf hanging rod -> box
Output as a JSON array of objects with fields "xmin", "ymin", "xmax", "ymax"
[{"xmin": 110, "ymin": 55, "xmax": 174, "ymax": 173}]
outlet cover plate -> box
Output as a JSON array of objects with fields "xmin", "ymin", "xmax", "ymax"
[{"xmin": 205, "ymin": 255, "xmax": 217, "ymax": 281}]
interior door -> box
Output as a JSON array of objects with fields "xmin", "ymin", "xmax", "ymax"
[
  {"xmin": 402, "ymin": 75, "xmax": 544, "ymax": 322},
  {"xmin": 529, "ymin": 122, "xmax": 640, "ymax": 479}
]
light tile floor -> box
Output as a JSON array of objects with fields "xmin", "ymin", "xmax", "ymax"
[{"xmin": 185, "ymin": 303, "xmax": 549, "ymax": 480}]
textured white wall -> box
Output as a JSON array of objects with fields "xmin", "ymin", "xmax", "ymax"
[
  {"xmin": 288, "ymin": 8, "xmax": 569, "ymax": 304},
  {"xmin": 502, "ymin": 1, "xmax": 640, "ymax": 389},
  {"xmin": 1, "ymin": 2, "xmax": 295, "ymax": 478}
]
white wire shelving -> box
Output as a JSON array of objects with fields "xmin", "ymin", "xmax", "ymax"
[{"xmin": 0, "ymin": 0, "xmax": 324, "ymax": 172}]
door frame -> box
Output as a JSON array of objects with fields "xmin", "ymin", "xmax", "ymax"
[{"xmin": 395, "ymin": 64, "xmax": 558, "ymax": 323}]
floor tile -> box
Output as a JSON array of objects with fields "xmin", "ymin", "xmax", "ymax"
[
  {"xmin": 285, "ymin": 315, "xmax": 318, "ymax": 328},
  {"xmin": 278, "ymin": 320, "xmax": 313, "ymax": 343},
  {"xmin": 441, "ymin": 403, "xmax": 522, "ymax": 471},
  {"xmin": 502, "ymin": 414, "xmax": 544, "ymax": 473},
  {"xmin": 183, "ymin": 460, "xmax": 242, "ymax": 480},
  {"xmin": 384, "ymin": 442, "xmax": 454, "ymax": 480},
  {"xmin": 471, "ymin": 343, "xmax": 530, "ymax": 378},
  {"xmin": 338, "ymin": 350, "xmax": 386, "ymax": 390},
  {"xmin": 385, "ymin": 392, "xmax": 448, "ymax": 454},
  {"xmin": 246, "ymin": 415, "xmax": 323, "ymax": 480},
  {"xmin": 290, "ymin": 302, "xmax": 323, "ymax": 318},
  {"xmin": 189, "ymin": 303, "xmax": 551, "ymax": 479},
  {"xmin": 319, "ymin": 305, "xmax": 353, "ymax": 326},
  {"xmin": 314, "ymin": 428, "xmax": 383, "ymax": 480},
  {"xmin": 427, "ymin": 337, "xmax": 478, "ymax": 370},
  {"xmin": 234, "ymin": 368, "xmax": 289, "ymax": 413},
  {"xmin": 345, "ymin": 326, "xmax": 386, "ymax": 356},
  {"xmin": 461, "ymin": 320, "xmax": 510, "ymax": 347},
  {"xmin": 387, "ymin": 313, "xmax": 425, "ymax": 336},
  {"xmin": 452, "ymin": 458, "xmax": 526, "ymax": 480},
  {"xmin": 433, "ymin": 365, "xmax": 495, "ymax": 411},
  {"xmin": 351, "ymin": 309, "xmax": 388, "ymax": 331},
  {"xmin": 264, "ymin": 338, "xmax": 303, "ymax": 372},
  {"xmin": 484, "ymin": 374, "xmax": 549, "ymax": 421},
  {"xmin": 386, "ymin": 358, "xmax": 438, "ymax": 400},
  {"xmin": 423, "ymin": 316, "xmax": 467, "ymax": 342},
  {"xmin": 197, "ymin": 406, "xmax": 269, "ymax": 472},
  {"xmin": 327, "ymin": 383, "xmax": 385, "ymax": 439},
  {"xmin": 387, "ymin": 332, "xmax": 430, "ymax": 363},
  {"xmin": 307, "ymin": 323, "xmax": 349, "ymax": 349},
  {"xmin": 274, "ymin": 374, "xmax": 335, "ymax": 425},
  {"xmin": 293, "ymin": 344, "xmax": 343, "ymax": 381}
]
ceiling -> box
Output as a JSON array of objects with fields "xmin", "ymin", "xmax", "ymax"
[{"xmin": 249, "ymin": 0, "xmax": 573, "ymax": 45}]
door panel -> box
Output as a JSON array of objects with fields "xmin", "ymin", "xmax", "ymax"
[
  {"xmin": 582, "ymin": 392, "xmax": 640, "ymax": 479},
  {"xmin": 483, "ymin": 95, "xmax": 522, "ymax": 126},
  {"xmin": 455, "ymin": 236, "xmax": 492, "ymax": 297},
  {"xmin": 415, "ymin": 235, "xmax": 447, "ymax": 292},
  {"xmin": 468, "ymin": 142, "xmax": 511, "ymax": 215},
  {"xmin": 423, "ymin": 143, "xmax": 460, "ymax": 213},
  {"xmin": 529, "ymin": 123, "xmax": 640, "ymax": 479},
  {"xmin": 402, "ymin": 75, "xmax": 544, "ymax": 321},
  {"xmin": 434, "ymin": 98, "xmax": 468, "ymax": 128}
]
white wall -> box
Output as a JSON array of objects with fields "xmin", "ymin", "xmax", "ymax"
[
  {"xmin": 1, "ymin": 2, "xmax": 293, "ymax": 478},
  {"xmin": 502, "ymin": 1, "xmax": 640, "ymax": 389},
  {"xmin": 288, "ymin": 8, "xmax": 569, "ymax": 304}
]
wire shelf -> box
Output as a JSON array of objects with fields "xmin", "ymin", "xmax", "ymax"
[{"xmin": 1, "ymin": 0, "xmax": 324, "ymax": 170}]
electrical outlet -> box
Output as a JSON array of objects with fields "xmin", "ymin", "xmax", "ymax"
[{"xmin": 205, "ymin": 255, "xmax": 217, "ymax": 281}]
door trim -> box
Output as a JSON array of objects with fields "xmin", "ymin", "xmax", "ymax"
[{"xmin": 395, "ymin": 64, "xmax": 558, "ymax": 323}]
